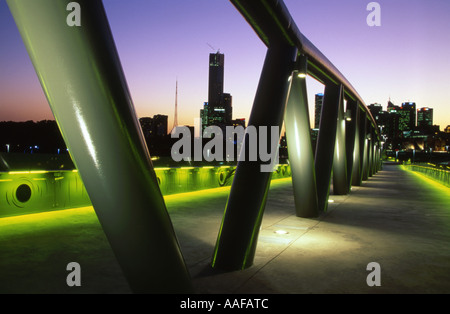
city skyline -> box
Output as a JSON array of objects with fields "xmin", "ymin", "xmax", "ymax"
[{"xmin": 1, "ymin": 0, "xmax": 450, "ymax": 129}]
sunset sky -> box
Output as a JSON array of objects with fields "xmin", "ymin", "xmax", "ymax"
[{"xmin": 1, "ymin": 0, "xmax": 449, "ymax": 129}]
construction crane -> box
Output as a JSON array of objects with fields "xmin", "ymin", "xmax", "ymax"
[{"xmin": 207, "ymin": 43, "xmax": 220, "ymax": 54}]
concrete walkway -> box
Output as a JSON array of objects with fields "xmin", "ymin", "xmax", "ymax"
[
  {"xmin": 180, "ymin": 163, "xmax": 450, "ymax": 294},
  {"xmin": 0, "ymin": 163, "xmax": 449, "ymax": 294}
]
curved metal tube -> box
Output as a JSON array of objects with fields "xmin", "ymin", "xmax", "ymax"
[
  {"xmin": 7, "ymin": 0, "xmax": 192, "ymax": 293},
  {"xmin": 230, "ymin": 0, "xmax": 379, "ymax": 135}
]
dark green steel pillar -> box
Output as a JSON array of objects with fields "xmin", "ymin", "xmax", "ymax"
[
  {"xmin": 359, "ymin": 110, "xmax": 369, "ymax": 183},
  {"xmin": 368, "ymin": 128, "xmax": 374, "ymax": 177},
  {"xmin": 212, "ymin": 43, "xmax": 297, "ymax": 271},
  {"xmin": 345, "ymin": 99, "xmax": 358, "ymax": 191},
  {"xmin": 315, "ymin": 83, "xmax": 343, "ymax": 211},
  {"xmin": 345, "ymin": 99, "xmax": 358, "ymax": 190},
  {"xmin": 373, "ymin": 131, "xmax": 380, "ymax": 174},
  {"xmin": 332, "ymin": 90, "xmax": 348, "ymax": 195},
  {"xmin": 377, "ymin": 143, "xmax": 382, "ymax": 171},
  {"xmin": 361, "ymin": 117, "xmax": 369, "ymax": 181},
  {"xmin": 351, "ymin": 107, "xmax": 362, "ymax": 186},
  {"xmin": 374, "ymin": 143, "xmax": 380, "ymax": 173},
  {"xmin": 362, "ymin": 139, "xmax": 369, "ymax": 181},
  {"xmin": 284, "ymin": 58, "xmax": 318, "ymax": 218},
  {"xmin": 7, "ymin": 0, "xmax": 192, "ymax": 293}
]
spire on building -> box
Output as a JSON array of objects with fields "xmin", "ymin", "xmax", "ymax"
[{"xmin": 172, "ymin": 79, "xmax": 178, "ymax": 133}]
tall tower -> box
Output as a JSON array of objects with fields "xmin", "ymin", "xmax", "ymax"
[
  {"xmin": 314, "ymin": 93, "xmax": 324, "ymax": 129},
  {"xmin": 417, "ymin": 107, "xmax": 433, "ymax": 127},
  {"xmin": 172, "ymin": 79, "xmax": 178, "ymax": 132},
  {"xmin": 208, "ymin": 52, "xmax": 224, "ymax": 108},
  {"xmin": 205, "ymin": 52, "xmax": 233, "ymax": 128},
  {"xmin": 399, "ymin": 102, "xmax": 416, "ymax": 131}
]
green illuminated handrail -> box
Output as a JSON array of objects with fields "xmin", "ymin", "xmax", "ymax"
[{"xmin": 405, "ymin": 165, "xmax": 450, "ymax": 188}]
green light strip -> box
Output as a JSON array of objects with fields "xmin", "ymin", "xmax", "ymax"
[
  {"xmin": 0, "ymin": 165, "xmax": 291, "ymax": 219},
  {"xmin": 401, "ymin": 165, "xmax": 450, "ymax": 193}
]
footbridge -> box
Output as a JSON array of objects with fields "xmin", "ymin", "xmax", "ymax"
[{"xmin": 3, "ymin": 0, "xmax": 384, "ymax": 293}]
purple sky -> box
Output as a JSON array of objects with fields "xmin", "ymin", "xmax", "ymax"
[{"xmin": 1, "ymin": 0, "xmax": 449, "ymax": 129}]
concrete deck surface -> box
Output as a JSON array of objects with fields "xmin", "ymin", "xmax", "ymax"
[{"xmin": 0, "ymin": 163, "xmax": 449, "ymax": 294}]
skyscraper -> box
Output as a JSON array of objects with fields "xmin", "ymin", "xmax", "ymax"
[
  {"xmin": 387, "ymin": 99, "xmax": 397, "ymax": 112},
  {"xmin": 208, "ymin": 52, "xmax": 224, "ymax": 109},
  {"xmin": 368, "ymin": 103, "xmax": 382, "ymax": 117},
  {"xmin": 314, "ymin": 93, "xmax": 324, "ymax": 129},
  {"xmin": 398, "ymin": 102, "xmax": 416, "ymax": 131},
  {"xmin": 153, "ymin": 114, "xmax": 168, "ymax": 136},
  {"xmin": 139, "ymin": 117, "xmax": 153, "ymax": 140},
  {"xmin": 221, "ymin": 92, "xmax": 232, "ymax": 124},
  {"xmin": 369, "ymin": 103, "xmax": 388, "ymax": 138},
  {"xmin": 203, "ymin": 52, "xmax": 233, "ymax": 129},
  {"xmin": 200, "ymin": 102, "xmax": 209, "ymax": 133},
  {"xmin": 417, "ymin": 107, "xmax": 433, "ymax": 127}
]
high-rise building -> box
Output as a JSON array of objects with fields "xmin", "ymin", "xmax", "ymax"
[
  {"xmin": 221, "ymin": 93, "xmax": 232, "ymax": 124},
  {"xmin": 387, "ymin": 99, "xmax": 397, "ymax": 112},
  {"xmin": 314, "ymin": 93, "xmax": 324, "ymax": 129},
  {"xmin": 203, "ymin": 52, "xmax": 233, "ymax": 130},
  {"xmin": 398, "ymin": 102, "xmax": 416, "ymax": 131},
  {"xmin": 417, "ymin": 107, "xmax": 433, "ymax": 127},
  {"xmin": 139, "ymin": 115, "xmax": 168, "ymax": 138},
  {"xmin": 139, "ymin": 115, "xmax": 170, "ymax": 157},
  {"xmin": 153, "ymin": 114, "xmax": 168, "ymax": 136},
  {"xmin": 368, "ymin": 103, "xmax": 382, "ymax": 117},
  {"xmin": 385, "ymin": 100, "xmax": 399, "ymax": 138},
  {"xmin": 208, "ymin": 52, "xmax": 224, "ymax": 109},
  {"xmin": 200, "ymin": 102, "xmax": 209, "ymax": 133},
  {"xmin": 369, "ymin": 103, "xmax": 388, "ymax": 139},
  {"xmin": 368, "ymin": 103, "xmax": 383, "ymax": 129},
  {"xmin": 139, "ymin": 117, "xmax": 153, "ymax": 140}
]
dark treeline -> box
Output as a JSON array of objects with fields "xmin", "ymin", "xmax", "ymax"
[
  {"xmin": 0, "ymin": 120, "xmax": 174, "ymax": 158},
  {"xmin": 0, "ymin": 120, "xmax": 67, "ymax": 154}
]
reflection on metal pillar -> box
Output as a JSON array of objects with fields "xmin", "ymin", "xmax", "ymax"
[
  {"xmin": 7, "ymin": 0, "xmax": 192, "ymax": 293},
  {"xmin": 361, "ymin": 117, "xmax": 369, "ymax": 181},
  {"xmin": 362, "ymin": 140, "xmax": 369, "ymax": 181},
  {"xmin": 375, "ymin": 136, "xmax": 381, "ymax": 172},
  {"xmin": 376, "ymin": 145, "xmax": 382, "ymax": 171},
  {"xmin": 373, "ymin": 136, "xmax": 380, "ymax": 174},
  {"xmin": 315, "ymin": 83, "xmax": 343, "ymax": 211},
  {"xmin": 372, "ymin": 143, "xmax": 377, "ymax": 174},
  {"xmin": 374, "ymin": 144, "xmax": 379, "ymax": 173},
  {"xmin": 356, "ymin": 110, "xmax": 367, "ymax": 184},
  {"xmin": 212, "ymin": 43, "xmax": 297, "ymax": 271},
  {"xmin": 332, "ymin": 89, "xmax": 348, "ymax": 195},
  {"xmin": 344, "ymin": 101, "xmax": 356, "ymax": 190},
  {"xmin": 284, "ymin": 56, "xmax": 318, "ymax": 218},
  {"xmin": 368, "ymin": 129, "xmax": 374, "ymax": 177},
  {"xmin": 349, "ymin": 102, "xmax": 361, "ymax": 187}
]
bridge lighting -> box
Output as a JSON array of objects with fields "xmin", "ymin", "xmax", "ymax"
[
  {"xmin": 295, "ymin": 54, "xmax": 308, "ymax": 78},
  {"xmin": 345, "ymin": 110, "xmax": 352, "ymax": 121}
]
